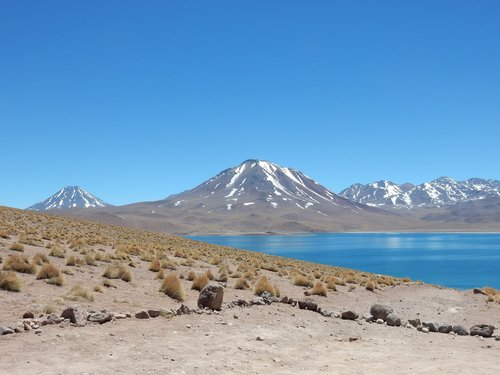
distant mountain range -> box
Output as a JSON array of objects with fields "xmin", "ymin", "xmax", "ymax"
[
  {"xmin": 26, "ymin": 161, "xmax": 500, "ymax": 233},
  {"xmin": 28, "ymin": 186, "xmax": 110, "ymax": 211},
  {"xmin": 339, "ymin": 177, "xmax": 500, "ymax": 208}
]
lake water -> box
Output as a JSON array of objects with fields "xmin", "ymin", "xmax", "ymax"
[{"xmin": 189, "ymin": 233, "xmax": 500, "ymax": 290}]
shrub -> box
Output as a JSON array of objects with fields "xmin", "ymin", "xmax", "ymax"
[
  {"xmin": 365, "ymin": 279, "xmax": 377, "ymax": 292},
  {"xmin": 311, "ymin": 281, "xmax": 327, "ymax": 296},
  {"xmin": 217, "ymin": 270, "xmax": 228, "ymax": 282},
  {"xmin": 149, "ymin": 259, "xmax": 161, "ymax": 272},
  {"xmin": 66, "ymin": 255, "xmax": 77, "ymax": 266},
  {"xmin": 49, "ymin": 245, "xmax": 66, "ymax": 258},
  {"xmin": 191, "ymin": 273, "xmax": 209, "ymax": 291},
  {"xmin": 293, "ymin": 274, "xmax": 313, "ymax": 288},
  {"xmin": 254, "ymin": 276, "xmax": 275, "ymax": 296},
  {"xmin": 9, "ymin": 243, "xmax": 24, "ymax": 252},
  {"xmin": 65, "ymin": 284, "xmax": 94, "ymax": 301},
  {"xmin": 205, "ymin": 269, "xmax": 214, "ymax": 280},
  {"xmin": 234, "ymin": 277, "xmax": 249, "ymax": 290},
  {"xmin": 103, "ymin": 279, "xmax": 116, "ymax": 288},
  {"xmin": 187, "ymin": 270, "xmax": 196, "ymax": 281},
  {"xmin": 32, "ymin": 252, "xmax": 49, "ymax": 265},
  {"xmin": 209, "ymin": 255, "xmax": 221, "ymax": 265},
  {"xmin": 103, "ymin": 263, "xmax": 133, "ymax": 282},
  {"xmin": 84, "ymin": 254, "xmax": 96, "ymax": 266},
  {"xmin": 37, "ymin": 263, "xmax": 63, "ymax": 286},
  {"xmin": 159, "ymin": 273, "xmax": 185, "ymax": 301},
  {"xmin": 0, "ymin": 271, "xmax": 22, "ymax": 292},
  {"xmin": 3, "ymin": 254, "xmax": 36, "ymax": 274},
  {"xmin": 156, "ymin": 268, "xmax": 165, "ymax": 279}
]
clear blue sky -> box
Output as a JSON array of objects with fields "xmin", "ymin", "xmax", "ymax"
[{"xmin": 1, "ymin": 1, "xmax": 499, "ymax": 208}]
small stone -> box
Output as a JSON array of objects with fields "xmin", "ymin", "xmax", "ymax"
[
  {"xmin": 370, "ymin": 304, "xmax": 393, "ymax": 321},
  {"xmin": 341, "ymin": 311, "xmax": 359, "ymax": 320},
  {"xmin": 408, "ymin": 319, "xmax": 421, "ymax": 328},
  {"xmin": 376, "ymin": 319, "xmax": 384, "ymax": 324},
  {"xmin": 280, "ymin": 296, "xmax": 289, "ymax": 304},
  {"xmin": 256, "ymin": 336, "xmax": 264, "ymax": 341},
  {"xmin": 135, "ymin": 310, "xmax": 150, "ymax": 319},
  {"xmin": 175, "ymin": 305, "xmax": 191, "ymax": 316},
  {"xmin": 113, "ymin": 314, "xmax": 127, "ymax": 319},
  {"xmin": 470, "ymin": 324, "xmax": 495, "ymax": 338},
  {"xmin": 35, "ymin": 329, "xmax": 42, "ymax": 334},
  {"xmin": 422, "ymin": 322, "xmax": 439, "ymax": 333},
  {"xmin": 438, "ymin": 325, "xmax": 453, "ymax": 334},
  {"xmin": 421, "ymin": 327, "xmax": 430, "ymax": 333},
  {"xmin": 186, "ymin": 324, "xmax": 191, "ymax": 329},
  {"xmin": 297, "ymin": 299, "xmax": 319, "ymax": 312},
  {"xmin": 88, "ymin": 312, "xmax": 113, "ymax": 324},
  {"xmin": 147, "ymin": 309, "xmax": 161, "ymax": 318},
  {"xmin": 386, "ymin": 313, "xmax": 401, "ymax": 327},
  {"xmin": 0, "ymin": 326, "xmax": 14, "ymax": 335},
  {"xmin": 61, "ymin": 306, "xmax": 88, "ymax": 327},
  {"xmin": 22, "ymin": 312, "xmax": 35, "ymax": 319}
]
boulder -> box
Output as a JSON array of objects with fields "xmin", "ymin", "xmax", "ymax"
[
  {"xmin": 470, "ymin": 324, "xmax": 495, "ymax": 338},
  {"xmin": 452, "ymin": 325, "xmax": 469, "ymax": 336},
  {"xmin": 87, "ymin": 312, "xmax": 113, "ymax": 324},
  {"xmin": 135, "ymin": 310, "xmax": 150, "ymax": 319},
  {"xmin": 408, "ymin": 318, "xmax": 421, "ymax": 328},
  {"xmin": 22, "ymin": 312, "xmax": 35, "ymax": 319},
  {"xmin": 61, "ymin": 306, "xmax": 88, "ymax": 327},
  {"xmin": 438, "ymin": 324, "xmax": 452, "ymax": 334},
  {"xmin": 422, "ymin": 322, "xmax": 440, "ymax": 333},
  {"xmin": 0, "ymin": 326, "xmax": 14, "ymax": 335},
  {"xmin": 386, "ymin": 313, "xmax": 401, "ymax": 327},
  {"xmin": 341, "ymin": 311, "xmax": 359, "ymax": 320},
  {"xmin": 198, "ymin": 284, "xmax": 224, "ymax": 311},
  {"xmin": 370, "ymin": 304, "xmax": 393, "ymax": 321},
  {"xmin": 297, "ymin": 299, "xmax": 319, "ymax": 312}
]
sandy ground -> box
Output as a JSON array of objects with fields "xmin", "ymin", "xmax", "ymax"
[{"xmin": 1, "ymin": 220, "xmax": 500, "ymax": 374}]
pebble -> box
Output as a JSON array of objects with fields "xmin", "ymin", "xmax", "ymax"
[{"xmin": 256, "ymin": 336, "xmax": 264, "ymax": 341}]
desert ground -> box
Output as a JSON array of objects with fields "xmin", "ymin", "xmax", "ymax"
[{"xmin": 0, "ymin": 206, "xmax": 499, "ymax": 374}]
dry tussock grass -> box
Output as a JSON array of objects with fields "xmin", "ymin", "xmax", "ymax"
[
  {"xmin": 65, "ymin": 284, "xmax": 94, "ymax": 301},
  {"xmin": 254, "ymin": 276, "xmax": 276, "ymax": 296},
  {"xmin": 103, "ymin": 263, "xmax": 133, "ymax": 282},
  {"xmin": 160, "ymin": 273, "xmax": 185, "ymax": 301},
  {"xmin": 311, "ymin": 281, "xmax": 327, "ymax": 296},
  {"xmin": 0, "ymin": 271, "xmax": 22, "ymax": 292},
  {"xmin": 3, "ymin": 254, "xmax": 36, "ymax": 274},
  {"xmin": 37, "ymin": 263, "xmax": 64, "ymax": 286},
  {"xmin": 9, "ymin": 243, "xmax": 24, "ymax": 252},
  {"xmin": 191, "ymin": 273, "xmax": 209, "ymax": 291}
]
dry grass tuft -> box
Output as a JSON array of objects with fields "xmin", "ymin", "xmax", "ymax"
[
  {"xmin": 365, "ymin": 279, "xmax": 377, "ymax": 292},
  {"xmin": 149, "ymin": 259, "xmax": 161, "ymax": 272},
  {"xmin": 9, "ymin": 243, "xmax": 24, "ymax": 252},
  {"xmin": 31, "ymin": 252, "xmax": 49, "ymax": 265},
  {"xmin": 191, "ymin": 273, "xmax": 209, "ymax": 291},
  {"xmin": 49, "ymin": 245, "xmax": 66, "ymax": 258},
  {"xmin": 311, "ymin": 281, "xmax": 327, "ymax": 296},
  {"xmin": 293, "ymin": 274, "xmax": 313, "ymax": 288},
  {"xmin": 37, "ymin": 263, "xmax": 64, "ymax": 286},
  {"xmin": 65, "ymin": 284, "xmax": 95, "ymax": 301},
  {"xmin": 159, "ymin": 273, "xmax": 185, "ymax": 301},
  {"xmin": 234, "ymin": 277, "xmax": 249, "ymax": 290},
  {"xmin": 3, "ymin": 254, "xmax": 36, "ymax": 274},
  {"xmin": 0, "ymin": 271, "xmax": 22, "ymax": 292},
  {"xmin": 187, "ymin": 270, "xmax": 196, "ymax": 281},
  {"xmin": 254, "ymin": 276, "xmax": 276, "ymax": 296},
  {"xmin": 103, "ymin": 263, "xmax": 133, "ymax": 282}
]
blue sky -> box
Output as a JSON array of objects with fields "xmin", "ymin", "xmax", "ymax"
[{"xmin": 1, "ymin": 1, "xmax": 499, "ymax": 208}]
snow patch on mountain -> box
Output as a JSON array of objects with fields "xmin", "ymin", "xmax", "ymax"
[{"xmin": 27, "ymin": 186, "xmax": 110, "ymax": 211}]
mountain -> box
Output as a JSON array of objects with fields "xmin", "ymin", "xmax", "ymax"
[
  {"xmin": 62, "ymin": 160, "xmax": 421, "ymax": 234},
  {"xmin": 339, "ymin": 177, "xmax": 500, "ymax": 208},
  {"xmin": 28, "ymin": 186, "xmax": 110, "ymax": 211}
]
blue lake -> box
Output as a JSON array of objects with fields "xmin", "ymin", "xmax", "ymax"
[{"xmin": 189, "ymin": 233, "xmax": 500, "ymax": 290}]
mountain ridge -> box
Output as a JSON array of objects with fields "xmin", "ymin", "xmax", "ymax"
[{"xmin": 28, "ymin": 186, "xmax": 110, "ymax": 211}]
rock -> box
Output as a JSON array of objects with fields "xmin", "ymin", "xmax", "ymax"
[
  {"xmin": 87, "ymin": 312, "xmax": 113, "ymax": 324},
  {"xmin": 260, "ymin": 291, "xmax": 274, "ymax": 304},
  {"xmin": 320, "ymin": 309, "xmax": 333, "ymax": 317},
  {"xmin": 376, "ymin": 319, "xmax": 384, "ymax": 324},
  {"xmin": 61, "ymin": 306, "xmax": 88, "ymax": 327},
  {"xmin": 303, "ymin": 291, "xmax": 311, "ymax": 296},
  {"xmin": 113, "ymin": 314, "xmax": 127, "ymax": 319},
  {"xmin": 0, "ymin": 326, "xmax": 14, "ymax": 335},
  {"xmin": 198, "ymin": 285, "xmax": 224, "ymax": 311},
  {"xmin": 495, "ymin": 336, "xmax": 500, "ymax": 341},
  {"xmin": 470, "ymin": 324, "xmax": 495, "ymax": 338},
  {"xmin": 147, "ymin": 309, "xmax": 161, "ymax": 318},
  {"xmin": 452, "ymin": 325, "xmax": 468, "ymax": 336},
  {"xmin": 233, "ymin": 299, "xmax": 250, "ymax": 307},
  {"xmin": 421, "ymin": 327, "xmax": 430, "ymax": 333},
  {"xmin": 473, "ymin": 288, "xmax": 487, "ymax": 295},
  {"xmin": 35, "ymin": 329, "xmax": 42, "ymax": 334},
  {"xmin": 386, "ymin": 313, "xmax": 401, "ymax": 327},
  {"xmin": 422, "ymin": 322, "xmax": 440, "ymax": 333},
  {"xmin": 298, "ymin": 299, "xmax": 319, "ymax": 312},
  {"xmin": 287, "ymin": 298, "xmax": 297, "ymax": 307},
  {"xmin": 438, "ymin": 325, "xmax": 453, "ymax": 334},
  {"xmin": 22, "ymin": 312, "xmax": 35, "ymax": 319},
  {"xmin": 251, "ymin": 297, "xmax": 266, "ymax": 306},
  {"xmin": 408, "ymin": 318, "xmax": 421, "ymax": 328},
  {"xmin": 370, "ymin": 304, "xmax": 393, "ymax": 321},
  {"xmin": 175, "ymin": 305, "xmax": 191, "ymax": 316},
  {"xmin": 135, "ymin": 310, "xmax": 150, "ymax": 319},
  {"xmin": 280, "ymin": 296, "xmax": 289, "ymax": 304},
  {"xmin": 341, "ymin": 311, "xmax": 359, "ymax": 320},
  {"xmin": 42, "ymin": 314, "xmax": 64, "ymax": 326}
]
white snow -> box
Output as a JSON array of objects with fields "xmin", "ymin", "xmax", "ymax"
[
  {"xmin": 174, "ymin": 200, "xmax": 184, "ymax": 206},
  {"xmin": 243, "ymin": 202, "xmax": 255, "ymax": 206}
]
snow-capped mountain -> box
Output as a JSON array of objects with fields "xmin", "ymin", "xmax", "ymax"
[
  {"xmin": 158, "ymin": 159, "xmax": 364, "ymax": 215},
  {"xmin": 28, "ymin": 186, "xmax": 110, "ymax": 211},
  {"xmin": 339, "ymin": 177, "xmax": 500, "ymax": 208}
]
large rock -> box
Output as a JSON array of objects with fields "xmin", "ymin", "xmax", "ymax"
[
  {"xmin": 297, "ymin": 299, "xmax": 318, "ymax": 312},
  {"xmin": 452, "ymin": 325, "xmax": 469, "ymax": 336},
  {"xmin": 370, "ymin": 304, "xmax": 393, "ymax": 321},
  {"xmin": 470, "ymin": 324, "xmax": 495, "ymax": 338},
  {"xmin": 61, "ymin": 306, "xmax": 88, "ymax": 327},
  {"xmin": 386, "ymin": 313, "xmax": 401, "ymax": 327},
  {"xmin": 198, "ymin": 285, "xmax": 224, "ymax": 311}
]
